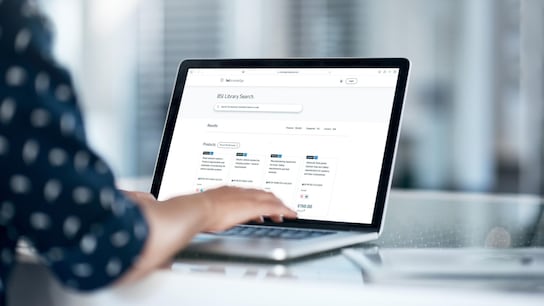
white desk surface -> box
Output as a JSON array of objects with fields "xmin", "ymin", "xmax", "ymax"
[
  {"xmin": 7, "ymin": 185, "xmax": 544, "ymax": 305},
  {"xmin": 9, "ymin": 258, "xmax": 544, "ymax": 306}
]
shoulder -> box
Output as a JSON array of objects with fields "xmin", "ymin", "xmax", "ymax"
[{"xmin": 0, "ymin": 0, "xmax": 55, "ymax": 60}]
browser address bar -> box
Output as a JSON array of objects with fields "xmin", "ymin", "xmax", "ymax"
[{"xmin": 214, "ymin": 103, "xmax": 303, "ymax": 113}]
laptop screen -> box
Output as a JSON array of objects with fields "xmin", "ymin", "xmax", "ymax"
[{"xmin": 156, "ymin": 65, "xmax": 401, "ymax": 225}]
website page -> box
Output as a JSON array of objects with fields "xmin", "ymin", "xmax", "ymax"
[{"xmin": 158, "ymin": 68, "xmax": 399, "ymax": 224}]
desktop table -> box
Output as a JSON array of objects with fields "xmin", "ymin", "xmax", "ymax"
[{"xmin": 8, "ymin": 189, "xmax": 544, "ymax": 305}]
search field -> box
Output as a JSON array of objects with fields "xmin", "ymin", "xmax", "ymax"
[{"xmin": 214, "ymin": 103, "xmax": 303, "ymax": 113}]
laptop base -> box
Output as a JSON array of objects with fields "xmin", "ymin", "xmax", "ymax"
[{"xmin": 183, "ymin": 227, "xmax": 379, "ymax": 261}]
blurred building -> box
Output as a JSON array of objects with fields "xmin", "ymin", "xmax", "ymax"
[{"xmin": 40, "ymin": 0, "xmax": 543, "ymax": 195}]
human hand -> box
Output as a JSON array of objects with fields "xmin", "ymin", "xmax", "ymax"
[
  {"xmin": 194, "ymin": 186, "xmax": 297, "ymax": 232},
  {"xmin": 122, "ymin": 190, "xmax": 157, "ymax": 206},
  {"xmin": 123, "ymin": 186, "xmax": 296, "ymax": 234},
  {"xmin": 118, "ymin": 186, "xmax": 296, "ymax": 285}
]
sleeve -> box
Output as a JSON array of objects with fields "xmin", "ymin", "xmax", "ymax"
[{"xmin": 0, "ymin": 0, "xmax": 149, "ymax": 291}]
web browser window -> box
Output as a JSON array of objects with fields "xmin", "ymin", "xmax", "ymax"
[{"xmin": 158, "ymin": 68, "xmax": 399, "ymax": 224}]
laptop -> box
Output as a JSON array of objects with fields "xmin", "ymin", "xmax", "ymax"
[{"xmin": 151, "ymin": 58, "xmax": 410, "ymax": 260}]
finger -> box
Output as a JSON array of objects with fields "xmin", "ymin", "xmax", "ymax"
[
  {"xmin": 282, "ymin": 209, "xmax": 297, "ymax": 219},
  {"xmin": 269, "ymin": 215, "xmax": 284, "ymax": 223},
  {"xmin": 251, "ymin": 216, "xmax": 265, "ymax": 223},
  {"xmin": 255, "ymin": 199, "xmax": 297, "ymax": 220},
  {"xmin": 257, "ymin": 192, "xmax": 297, "ymax": 218},
  {"xmin": 267, "ymin": 202, "xmax": 298, "ymax": 219},
  {"xmin": 279, "ymin": 205, "xmax": 297, "ymax": 218}
]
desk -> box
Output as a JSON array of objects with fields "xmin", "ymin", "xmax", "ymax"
[{"xmin": 8, "ymin": 190, "xmax": 544, "ymax": 305}]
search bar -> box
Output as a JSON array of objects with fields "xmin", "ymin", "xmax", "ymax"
[{"xmin": 214, "ymin": 103, "xmax": 303, "ymax": 113}]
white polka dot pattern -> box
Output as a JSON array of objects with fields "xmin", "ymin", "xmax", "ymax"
[
  {"xmin": 80, "ymin": 234, "xmax": 97, "ymax": 254},
  {"xmin": 110, "ymin": 230, "xmax": 130, "ymax": 247},
  {"xmin": 30, "ymin": 212, "xmax": 50, "ymax": 230},
  {"xmin": 1, "ymin": 2, "xmax": 149, "ymax": 296},
  {"xmin": 30, "ymin": 108, "xmax": 50, "ymax": 127},
  {"xmin": 99, "ymin": 188, "xmax": 115, "ymax": 209},
  {"xmin": 72, "ymin": 263, "xmax": 93, "ymax": 278},
  {"xmin": 63, "ymin": 216, "xmax": 81, "ymax": 238},
  {"xmin": 5, "ymin": 66, "xmax": 26, "ymax": 86},
  {"xmin": 43, "ymin": 179, "xmax": 62, "ymax": 202},
  {"xmin": 73, "ymin": 186, "xmax": 92, "ymax": 204},
  {"xmin": 111, "ymin": 200, "xmax": 126, "ymax": 217},
  {"xmin": 105, "ymin": 258, "xmax": 122, "ymax": 277},
  {"xmin": 22, "ymin": 139, "xmax": 39, "ymax": 164},
  {"xmin": 0, "ymin": 97, "xmax": 16, "ymax": 124},
  {"xmin": 74, "ymin": 150, "xmax": 90, "ymax": 171},
  {"xmin": 10, "ymin": 174, "xmax": 31, "ymax": 194},
  {"xmin": 60, "ymin": 113, "xmax": 76, "ymax": 135},
  {"xmin": 48, "ymin": 147, "xmax": 67, "ymax": 166},
  {"xmin": 55, "ymin": 84, "xmax": 72, "ymax": 102},
  {"xmin": 14, "ymin": 28, "xmax": 31, "ymax": 52},
  {"xmin": 133, "ymin": 221, "xmax": 147, "ymax": 240},
  {"xmin": 35, "ymin": 72, "xmax": 50, "ymax": 92},
  {"xmin": 0, "ymin": 202, "xmax": 15, "ymax": 224},
  {"xmin": 21, "ymin": 1, "xmax": 39, "ymax": 17}
]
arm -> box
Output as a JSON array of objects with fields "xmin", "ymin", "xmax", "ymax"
[
  {"xmin": 118, "ymin": 187, "xmax": 296, "ymax": 284},
  {"xmin": 0, "ymin": 0, "xmax": 295, "ymax": 291}
]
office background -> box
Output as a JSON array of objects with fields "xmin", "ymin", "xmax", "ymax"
[{"xmin": 38, "ymin": 0, "xmax": 543, "ymax": 195}]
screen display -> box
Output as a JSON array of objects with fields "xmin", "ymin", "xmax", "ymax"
[{"xmin": 158, "ymin": 67, "xmax": 400, "ymax": 224}]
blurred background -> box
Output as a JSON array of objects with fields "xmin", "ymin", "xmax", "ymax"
[{"xmin": 38, "ymin": 0, "xmax": 543, "ymax": 195}]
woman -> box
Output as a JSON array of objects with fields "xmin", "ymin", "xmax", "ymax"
[{"xmin": 0, "ymin": 0, "xmax": 296, "ymax": 304}]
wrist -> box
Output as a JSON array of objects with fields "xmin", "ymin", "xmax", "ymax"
[{"xmin": 191, "ymin": 192, "xmax": 214, "ymax": 231}]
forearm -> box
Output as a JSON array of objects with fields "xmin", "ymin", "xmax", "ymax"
[
  {"xmin": 114, "ymin": 186, "xmax": 296, "ymax": 285},
  {"xmin": 115, "ymin": 194, "xmax": 211, "ymax": 284}
]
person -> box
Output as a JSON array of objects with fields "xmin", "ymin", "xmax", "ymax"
[{"xmin": 0, "ymin": 0, "xmax": 296, "ymax": 304}]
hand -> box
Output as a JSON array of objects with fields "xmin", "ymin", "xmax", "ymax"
[
  {"xmin": 121, "ymin": 190, "xmax": 157, "ymax": 206},
  {"xmin": 118, "ymin": 186, "xmax": 297, "ymax": 285},
  {"xmin": 194, "ymin": 186, "xmax": 297, "ymax": 232}
]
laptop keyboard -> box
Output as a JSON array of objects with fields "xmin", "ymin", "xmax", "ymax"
[{"xmin": 216, "ymin": 225, "xmax": 335, "ymax": 240}]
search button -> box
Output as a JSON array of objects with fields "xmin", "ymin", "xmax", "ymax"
[{"xmin": 345, "ymin": 78, "xmax": 358, "ymax": 84}]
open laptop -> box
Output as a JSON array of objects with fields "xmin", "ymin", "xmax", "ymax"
[{"xmin": 151, "ymin": 58, "xmax": 410, "ymax": 260}]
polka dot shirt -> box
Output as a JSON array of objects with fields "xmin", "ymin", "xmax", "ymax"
[{"xmin": 0, "ymin": 0, "xmax": 149, "ymax": 303}]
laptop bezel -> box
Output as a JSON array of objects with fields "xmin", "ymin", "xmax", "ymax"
[{"xmin": 151, "ymin": 58, "xmax": 410, "ymax": 232}]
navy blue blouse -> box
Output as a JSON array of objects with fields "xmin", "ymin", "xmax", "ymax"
[{"xmin": 0, "ymin": 0, "xmax": 149, "ymax": 304}]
